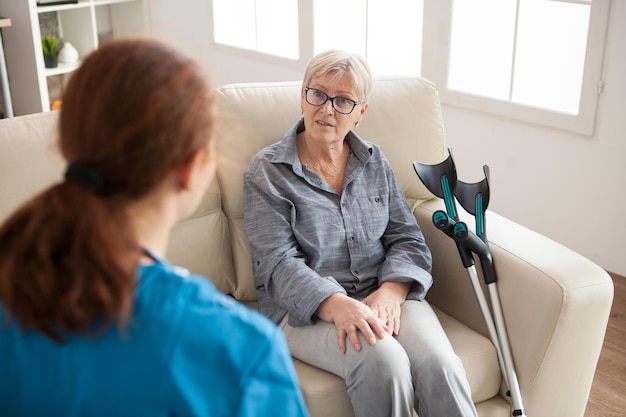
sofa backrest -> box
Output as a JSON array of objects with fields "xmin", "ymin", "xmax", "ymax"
[
  {"xmin": 212, "ymin": 75, "xmax": 448, "ymax": 303},
  {"xmin": 0, "ymin": 75, "xmax": 447, "ymax": 305},
  {"xmin": 0, "ymin": 112, "xmax": 64, "ymax": 222}
]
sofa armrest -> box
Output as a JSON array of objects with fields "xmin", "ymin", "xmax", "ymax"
[{"xmin": 412, "ymin": 199, "xmax": 613, "ymax": 416}]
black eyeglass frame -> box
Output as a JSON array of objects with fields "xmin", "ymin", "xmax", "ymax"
[{"xmin": 304, "ymin": 87, "xmax": 362, "ymax": 115}]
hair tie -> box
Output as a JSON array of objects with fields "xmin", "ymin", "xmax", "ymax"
[{"xmin": 65, "ymin": 161, "xmax": 105, "ymax": 193}]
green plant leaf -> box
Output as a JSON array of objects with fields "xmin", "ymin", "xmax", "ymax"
[{"xmin": 41, "ymin": 35, "xmax": 59, "ymax": 56}]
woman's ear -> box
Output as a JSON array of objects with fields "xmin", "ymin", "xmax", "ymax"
[
  {"xmin": 355, "ymin": 101, "xmax": 369, "ymax": 126},
  {"xmin": 175, "ymin": 148, "xmax": 210, "ymax": 191},
  {"xmin": 360, "ymin": 101, "xmax": 369, "ymax": 116}
]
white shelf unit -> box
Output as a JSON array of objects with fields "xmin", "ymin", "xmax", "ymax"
[{"xmin": 2, "ymin": 0, "xmax": 149, "ymax": 116}]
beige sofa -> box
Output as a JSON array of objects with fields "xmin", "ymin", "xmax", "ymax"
[{"xmin": 0, "ymin": 75, "xmax": 614, "ymax": 417}]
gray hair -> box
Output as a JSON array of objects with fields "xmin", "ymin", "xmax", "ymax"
[{"xmin": 302, "ymin": 50, "xmax": 373, "ymax": 103}]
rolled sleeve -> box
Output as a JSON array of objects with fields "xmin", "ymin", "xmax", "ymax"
[
  {"xmin": 244, "ymin": 161, "xmax": 346, "ymax": 326},
  {"xmin": 378, "ymin": 159, "xmax": 433, "ymax": 300}
]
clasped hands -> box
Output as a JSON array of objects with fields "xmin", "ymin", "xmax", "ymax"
[{"xmin": 315, "ymin": 281, "xmax": 411, "ymax": 354}]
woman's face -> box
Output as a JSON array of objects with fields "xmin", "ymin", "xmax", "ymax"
[{"xmin": 301, "ymin": 73, "xmax": 368, "ymax": 146}]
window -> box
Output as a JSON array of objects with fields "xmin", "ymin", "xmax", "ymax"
[
  {"xmin": 423, "ymin": 0, "xmax": 610, "ymax": 135},
  {"xmin": 448, "ymin": 0, "xmax": 590, "ymax": 115},
  {"xmin": 313, "ymin": 0, "xmax": 423, "ymax": 77},
  {"xmin": 211, "ymin": 0, "xmax": 423, "ymax": 75},
  {"xmin": 212, "ymin": 0, "xmax": 299, "ymax": 60}
]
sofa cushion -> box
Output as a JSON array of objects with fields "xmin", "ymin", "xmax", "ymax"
[
  {"xmin": 167, "ymin": 180, "xmax": 236, "ymax": 295},
  {"xmin": 435, "ymin": 308, "xmax": 501, "ymax": 402},
  {"xmin": 214, "ymin": 81, "xmax": 302, "ymax": 302}
]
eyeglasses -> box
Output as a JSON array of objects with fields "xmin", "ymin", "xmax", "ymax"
[{"xmin": 304, "ymin": 87, "xmax": 361, "ymax": 115}]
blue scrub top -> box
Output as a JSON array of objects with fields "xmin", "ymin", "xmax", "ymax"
[{"xmin": 0, "ymin": 257, "xmax": 309, "ymax": 417}]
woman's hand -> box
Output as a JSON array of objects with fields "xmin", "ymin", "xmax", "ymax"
[
  {"xmin": 316, "ymin": 293, "xmax": 387, "ymax": 354},
  {"xmin": 362, "ymin": 281, "xmax": 411, "ymax": 336}
]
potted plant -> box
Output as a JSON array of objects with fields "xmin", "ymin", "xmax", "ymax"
[{"xmin": 41, "ymin": 35, "xmax": 59, "ymax": 68}]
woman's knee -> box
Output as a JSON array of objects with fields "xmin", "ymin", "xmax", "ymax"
[
  {"xmin": 340, "ymin": 334, "xmax": 413, "ymax": 412},
  {"xmin": 353, "ymin": 334, "xmax": 412, "ymax": 381},
  {"xmin": 413, "ymin": 348, "xmax": 467, "ymax": 387}
]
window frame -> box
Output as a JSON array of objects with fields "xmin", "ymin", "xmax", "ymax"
[
  {"xmin": 421, "ymin": 0, "xmax": 611, "ymax": 136},
  {"xmin": 208, "ymin": 0, "xmax": 311, "ymax": 69}
]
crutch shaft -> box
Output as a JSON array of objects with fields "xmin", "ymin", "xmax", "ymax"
[
  {"xmin": 466, "ymin": 265, "xmax": 510, "ymax": 389},
  {"xmin": 488, "ymin": 284, "xmax": 526, "ymax": 415}
]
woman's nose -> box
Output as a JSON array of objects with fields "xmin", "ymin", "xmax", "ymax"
[{"xmin": 321, "ymin": 98, "xmax": 335, "ymax": 114}]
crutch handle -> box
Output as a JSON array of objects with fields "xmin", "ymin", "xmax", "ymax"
[
  {"xmin": 452, "ymin": 222, "xmax": 489, "ymax": 257},
  {"xmin": 432, "ymin": 211, "xmax": 475, "ymax": 268},
  {"xmin": 453, "ymin": 222, "xmax": 497, "ymax": 285}
]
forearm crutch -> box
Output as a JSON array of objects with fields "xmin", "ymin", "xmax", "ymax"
[{"xmin": 413, "ymin": 150, "xmax": 526, "ymax": 417}]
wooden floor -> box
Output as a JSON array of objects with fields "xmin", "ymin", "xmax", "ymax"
[{"xmin": 584, "ymin": 272, "xmax": 626, "ymax": 417}]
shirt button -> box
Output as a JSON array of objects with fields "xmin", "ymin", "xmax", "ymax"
[{"xmin": 350, "ymin": 236, "xmax": 355, "ymax": 241}]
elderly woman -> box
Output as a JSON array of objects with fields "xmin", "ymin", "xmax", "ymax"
[{"xmin": 244, "ymin": 50, "xmax": 478, "ymax": 417}]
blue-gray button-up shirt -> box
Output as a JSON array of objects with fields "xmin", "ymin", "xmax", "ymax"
[{"xmin": 244, "ymin": 119, "xmax": 432, "ymax": 327}]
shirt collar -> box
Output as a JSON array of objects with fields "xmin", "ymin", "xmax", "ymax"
[{"xmin": 271, "ymin": 118, "xmax": 373, "ymax": 167}]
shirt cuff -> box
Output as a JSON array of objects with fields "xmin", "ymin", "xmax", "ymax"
[
  {"xmin": 288, "ymin": 276, "xmax": 346, "ymax": 327},
  {"xmin": 378, "ymin": 264, "xmax": 433, "ymax": 301}
]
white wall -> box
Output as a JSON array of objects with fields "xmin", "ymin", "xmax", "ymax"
[{"xmin": 149, "ymin": 0, "xmax": 626, "ymax": 276}]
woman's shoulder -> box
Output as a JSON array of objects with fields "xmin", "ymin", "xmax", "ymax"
[
  {"xmin": 347, "ymin": 132, "xmax": 391, "ymax": 170},
  {"xmin": 134, "ymin": 263, "xmax": 292, "ymax": 412},
  {"xmin": 247, "ymin": 142, "xmax": 281, "ymax": 170},
  {"xmin": 137, "ymin": 262, "xmax": 280, "ymax": 342}
]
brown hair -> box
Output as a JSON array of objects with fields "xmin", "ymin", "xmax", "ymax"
[{"xmin": 0, "ymin": 38, "xmax": 215, "ymax": 342}]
